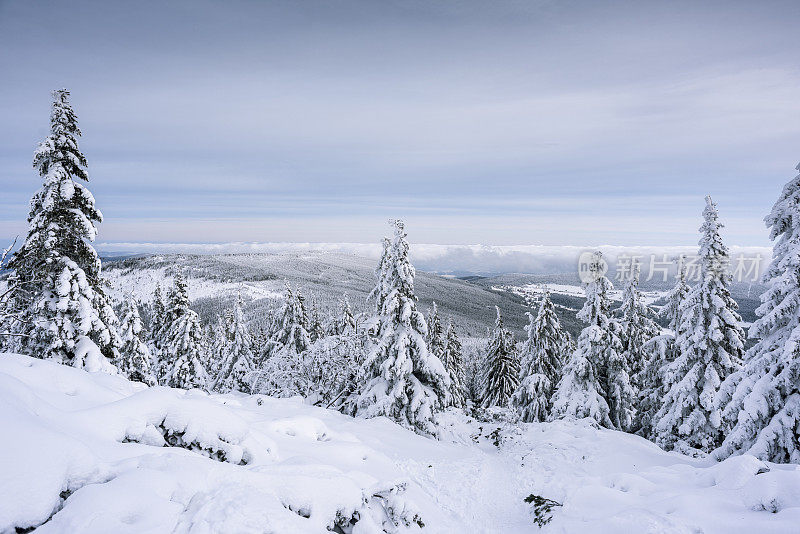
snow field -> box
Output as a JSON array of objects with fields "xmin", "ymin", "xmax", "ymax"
[{"xmin": 1, "ymin": 353, "xmax": 799, "ymax": 533}]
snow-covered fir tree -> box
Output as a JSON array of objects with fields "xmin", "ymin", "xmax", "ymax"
[
  {"xmin": 290, "ymin": 333, "xmax": 366, "ymax": 406},
  {"xmin": 512, "ymin": 292, "xmax": 571, "ymax": 422},
  {"xmin": 26, "ymin": 259, "xmax": 118, "ymax": 372},
  {"xmin": 161, "ymin": 274, "xmax": 209, "ymax": 390},
  {"xmin": 308, "ymin": 297, "xmax": 325, "ymax": 343},
  {"xmin": 654, "ymin": 196, "xmax": 745, "ymax": 452},
  {"xmin": 716, "ymin": 163, "xmax": 800, "ymax": 463},
  {"xmin": 616, "ymin": 261, "xmax": 659, "ymax": 386},
  {"xmin": 214, "ymin": 294, "xmax": 255, "ymax": 393},
  {"xmin": 355, "ymin": 220, "xmax": 450, "ymax": 434},
  {"xmin": 369, "ymin": 237, "xmax": 392, "ymax": 315},
  {"xmin": 4, "ymin": 89, "xmax": 121, "ymax": 369},
  {"xmin": 551, "ymin": 252, "xmax": 613, "ymax": 427},
  {"xmin": 662, "ymin": 256, "xmax": 690, "ymax": 333},
  {"xmin": 443, "ymin": 319, "xmax": 467, "ymax": 408},
  {"xmin": 636, "ymin": 334, "xmax": 673, "ymax": 438},
  {"xmin": 635, "ymin": 257, "xmax": 688, "ymax": 437},
  {"xmin": 266, "ymin": 283, "xmax": 312, "ymax": 356},
  {"xmin": 0, "ymin": 242, "xmax": 21, "ymax": 339},
  {"xmin": 118, "ymin": 296, "xmax": 155, "ymax": 385},
  {"xmin": 481, "ymin": 307, "xmax": 520, "ymax": 408},
  {"xmin": 149, "ymin": 283, "xmax": 166, "ymax": 346},
  {"xmin": 427, "ymin": 302, "xmax": 446, "ymax": 360},
  {"xmin": 206, "ymin": 311, "xmax": 229, "ymax": 380},
  {"xmin": 336, "ymin": 294, "xmax": 357, "ymax": 335},
  {"xmin": 148, "ymin": 283, "xmax": 169, "ymax": 382}
]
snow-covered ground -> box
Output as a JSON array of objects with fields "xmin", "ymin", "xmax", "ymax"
[
  {"xmin": 2, "ymin": 354, "xmax": 799, "ymax": 533},
  {"xmin": 495, "ymin": 283, "xmax": 664, "ymax": 306},
  {"xmin": 103, "ymin": 265, "xmax": 285, "ymax": 304}
]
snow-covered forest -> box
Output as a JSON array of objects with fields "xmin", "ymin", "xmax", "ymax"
[{"xmin": 3, "ymin": 91, "xmax": 800, "ymax": 533}]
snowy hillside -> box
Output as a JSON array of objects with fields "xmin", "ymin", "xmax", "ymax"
[
  {"xmin": 2, "ymin": 353, "xmax": 798, "ymax": 534},
  {"xmin": 103, "ymin": 252, "xmax": 535, "ymax": 337}
]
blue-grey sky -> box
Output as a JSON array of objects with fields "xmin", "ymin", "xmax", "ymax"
[{"xmin": 1, "ymin": 0, "xmax": 799, "ymax": 247}]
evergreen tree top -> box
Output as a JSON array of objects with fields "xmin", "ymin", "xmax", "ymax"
[
  {"xmin": 533, "ymin": 291, "xmax": 562, "ymax": 335},
  {"xmin": 618, "ymin": 260, "xmax": 655, "ymax": 323},
  {"xmin": 750, "ymin": 162, "xmax": 800, "ymax": 341},
  {"xmin": 577, "ymin": 252, "xmax": 613, "ymax": 327},
  {"xmin": 120, "ymin": 296, "xmax": 144, "ymax": 336},
  {"xmin": 33, "ymin": 89, "xmax": 89, "ymax": 181},
  {"xmin": 764, "ymin": 162, "xmax": 800, "ymax": 243},
  {"xmin": 169, "ymin": 273, "xmax": 191, "ymax": 312},
  {"xmin": 661, "ymin": 256, "xmax": 689, "ymax": 331},
  {"xmin": 494, "ymin": 305, "xmax": 503, "ymax": 329},
  {"xmin": 699, "ymin": 196, "xmax": 730, "ymax": 279},
  {"xmin": 488, "ymin": 306, "xmax": 514, "ymax": 353}
]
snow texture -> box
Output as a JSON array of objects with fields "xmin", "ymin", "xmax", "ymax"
[{"xmin": 2, "ymin": 353, "xmax": 799, "ymax": 533}]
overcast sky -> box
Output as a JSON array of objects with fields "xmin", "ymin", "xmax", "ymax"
[{"xmin": 1, "ymin": 0, "xmax": 799, "ymax": 247}]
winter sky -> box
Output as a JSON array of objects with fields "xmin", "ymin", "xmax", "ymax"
[{"xmin": 1, "ymin": 0, "xmax": 799, "ymax": 248}]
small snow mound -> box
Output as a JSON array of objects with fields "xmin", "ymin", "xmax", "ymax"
[
  {"xmin": 268, "ymin": 416, "xmax": 351, "ymax": 443},
  {"xmin": 114, "ymin": 388, "xmax": 269, "ymax": 465},
  {"xmin": 743, "ymin": 469, "xmax": 800, "ymax": 513},
  {"xmin": 703, "ymin": 455, "xmax": 771, "ymax": 489}
]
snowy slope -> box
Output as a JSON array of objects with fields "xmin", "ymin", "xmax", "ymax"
[
  {"xmin": 102, "ymin": 253, "xmax": 535, "ymax": 337},
  {"xmin": 1, "ymin": 353, "xmax": 799, "ymax": 533}
]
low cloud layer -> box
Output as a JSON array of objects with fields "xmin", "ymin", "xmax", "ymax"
[{"xmin": 95, "ymin": 241, "xmax": 772, "ymax": 278}]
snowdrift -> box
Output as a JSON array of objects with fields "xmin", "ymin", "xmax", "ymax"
[{"xmin": 1, "ymin": 353, "xmax": 799, "ymax": 533}]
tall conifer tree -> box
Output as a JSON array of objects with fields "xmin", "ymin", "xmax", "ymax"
[
  {"xmin": 551, "ymin": 252, "xmax": 614, "ymax": 427},
  {"xmin": 655, "ymin": 197, "xmax": 745, "ymax": 452},
  {"xmin": 716, "ymin": 164, "xmax": 800, "ymax": 463},
  {"xmin": 162, "ymin": 274, "xmax": 209, "ymax": 390},
  {"xmin": 5, "ymin": 90, "xmax": 120, "ymax": 369},
  {"xmin": 118, "ymin": 297, "xmax": 155, "ymax": 385},
  {"xmin": 481, "ymin": 307, "xmax": 520, "ymax": 408},
  {"xmin": 512, "ymin": 292, "xmax": 571, "ymax": 422},
  {"xmin": 356, "ymin": 220, "xmax": 450, "ymax": 434}
]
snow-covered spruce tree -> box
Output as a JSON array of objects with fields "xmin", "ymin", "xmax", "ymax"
[
  {"xmin": 616, "ymin": 261, "xmax": 659, "ymax": 386},
  {"xmin": 654, "ymin": 196, "xmax": 745, "ymax": 453},
  {"xmin": 336, "ymin": 294, "xmax": 357, "ymax": 334},
  {"xmin": 0, "ymin": 242, "xmax": 23, "ymax": 346},
  {"xmin": 206, "ymin": 311, "xmax": 229, "ymax": 381},
  {"xmin": 443, "ymin": 318, "xmax": 467, "ymax": 408},
  {"xmin": 635, "ymin": 257, "xmax": 688, "ymax": 437},
  {"xmin": 662, "ymin": 256, "xmax": 690, "ymax": 333},
  {"xmin": 290, "ymin": 333, "xmax": 366, "ymax": 405},
  {"xmin": 308, "ymin": 297, "xmax": 325, "ymax": 343},
  {"xmin": 5, "ymin": 89, "xmax": 121, "ymax": 369},
  {"xmin": 27, "ymin": 259, "xmax": 118, "ymax": 371},
  {"xmin": 551, "ymin": 252, "xmax": 613, "ymax": 427},
  {"xmin": 367, "ymin": 237, "xmax": 392, "ymax": 331},
  {"xmin": 149, "ymin": 283, "xmax": 166, "ymax": 346},
  {"xmin": 715, "ymin": 164, "xmax": 800, "ymax": 463},
  {"xmin": 214, "ymin": 294, "xmax": 256, "ymax": 394},
  {"xmin": 427, "ymin": 302, "xmax": 446, "ymax": 360},
  {"xmin": 161, "ymin": 274, "xmax": 209, "ymax": 390},
  {"xmin": 118, "ymin": 296, "xmax": 155, "ymax": 385},
  {"xmin": 148, "ymin": 283, "xmax": 169, "ymax": 382},
  {"xmin": 266, "ymin": 283, "xmax": 311, "ymax": 356},
  {"xmin": 481, "ymin": 307, "xmax": 520, "ymax": 408},
  {"xmin": 512, "ymin": 292, "xmax": 571, "ymax": 422},
  {"xmin": 355, "ymin": 220, "xmax": 450, "ymax": 434}
]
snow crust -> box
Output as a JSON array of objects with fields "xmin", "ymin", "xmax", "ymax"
[{"xmin": 2, "ymin": 353, "xmax": 799, "ymax": 533}]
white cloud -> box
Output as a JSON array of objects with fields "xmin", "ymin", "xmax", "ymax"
[{"xmin": 95, "ymin": 241, "xmax": 772, "ymax": 277}]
